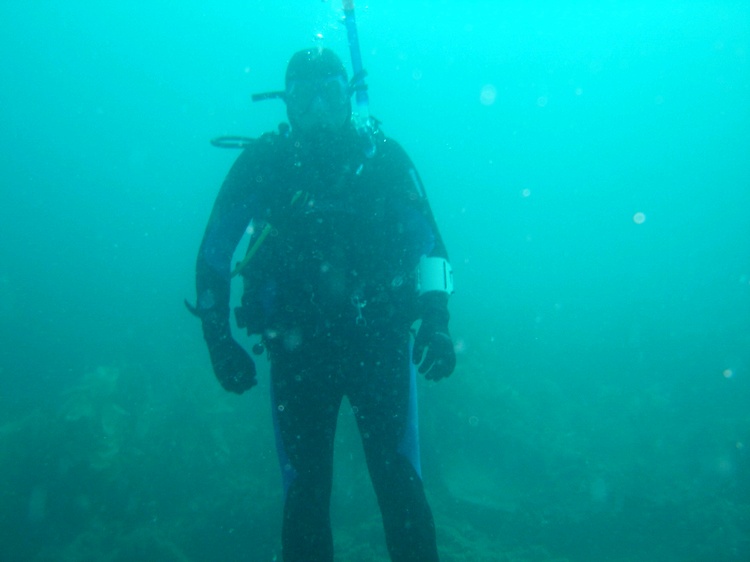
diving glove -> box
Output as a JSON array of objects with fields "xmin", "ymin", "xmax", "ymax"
[
  {"xmin": 206, "ymin": 335, "xmax": 257, "ymax": 394},
  {"xmin": 412, "ymin": 292, "xmax": 456, "ymax": 381},
  {"xmin": 201, "ymin": 312, "xmax": 257, "ymax": 394}
]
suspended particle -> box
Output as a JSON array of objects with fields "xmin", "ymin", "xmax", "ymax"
[
  {"xmin": 633, "ymin": 212, "xmax": 646, "ymax": 224},
  {"xmin": 480, "ymin": 84, "xmax": 497, "ymax": 106}
]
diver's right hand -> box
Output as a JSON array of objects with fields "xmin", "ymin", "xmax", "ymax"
[{"xmin": 206, "ymin": 336, "xmax": 257, "ymax": 394}]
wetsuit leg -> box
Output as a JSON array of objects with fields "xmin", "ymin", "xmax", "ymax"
[
  {"xmin": 347, "ymin": 330, "xmax": 439, "ymax": 562},
  {"xmin": 271, "ymin": 344, "xmax": 343, "ymax": 562}
]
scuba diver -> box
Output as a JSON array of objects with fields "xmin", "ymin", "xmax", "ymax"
[{"xmin": 190, "ymin": 47, "xmax": 455, "ymax": 562}]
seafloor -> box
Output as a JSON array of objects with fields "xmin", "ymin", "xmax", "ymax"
[{"xmin": 2, "ymin": 363, "xmax": 747, "ymax": 561}]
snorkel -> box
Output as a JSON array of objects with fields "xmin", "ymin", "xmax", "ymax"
[{"xmin": 343, "ymin": 0, "xmax": 376, "ymax": 157}]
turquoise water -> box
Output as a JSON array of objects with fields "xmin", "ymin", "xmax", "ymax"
[{"xmin": 1, "ymin": 1, "xmax": 748, "ymax": 560}]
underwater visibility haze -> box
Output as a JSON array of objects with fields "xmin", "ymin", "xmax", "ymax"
[{"xmin": 1, "ymin": 1, "xmax": 748, "ymax": 560}]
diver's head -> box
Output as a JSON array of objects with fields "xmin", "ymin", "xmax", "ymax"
[{"xmin": 285, "ymin": 47, "xmax": 351, "ymax": 138}]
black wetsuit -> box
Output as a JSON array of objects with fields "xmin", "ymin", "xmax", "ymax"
[{"xmin": 196, "ymin": 124, "xmax": 448, "ymax": 562}]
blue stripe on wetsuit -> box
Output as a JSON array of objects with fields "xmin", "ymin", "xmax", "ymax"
[{"xmin": 398, "ymin": 340, "xmax": 422, "ymax": 478}]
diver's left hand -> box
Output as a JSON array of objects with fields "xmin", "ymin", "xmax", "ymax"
[{"xmin": 412, "ymin": 321, "xmax": 456, "ymax": 381}]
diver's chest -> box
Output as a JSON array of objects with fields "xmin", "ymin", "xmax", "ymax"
[
  {"xmin": 289, "ymin": 192, "xmax": 391, "ymax": 254},
  {"xmin": 262, "ymin": 167, "xmax": 390, "ymax": 234}
]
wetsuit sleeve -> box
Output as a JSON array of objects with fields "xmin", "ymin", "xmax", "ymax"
[
  {"xmin": 195, "ymin": 147, "xmax": 261, "ymax": 338},
  {"xmin": 381, "ymin": 138, "xmax": 452, "ymax": 323},
  {"xmin": 383, "ymin": 138, "xmax": 449, "ymax": 262}
]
